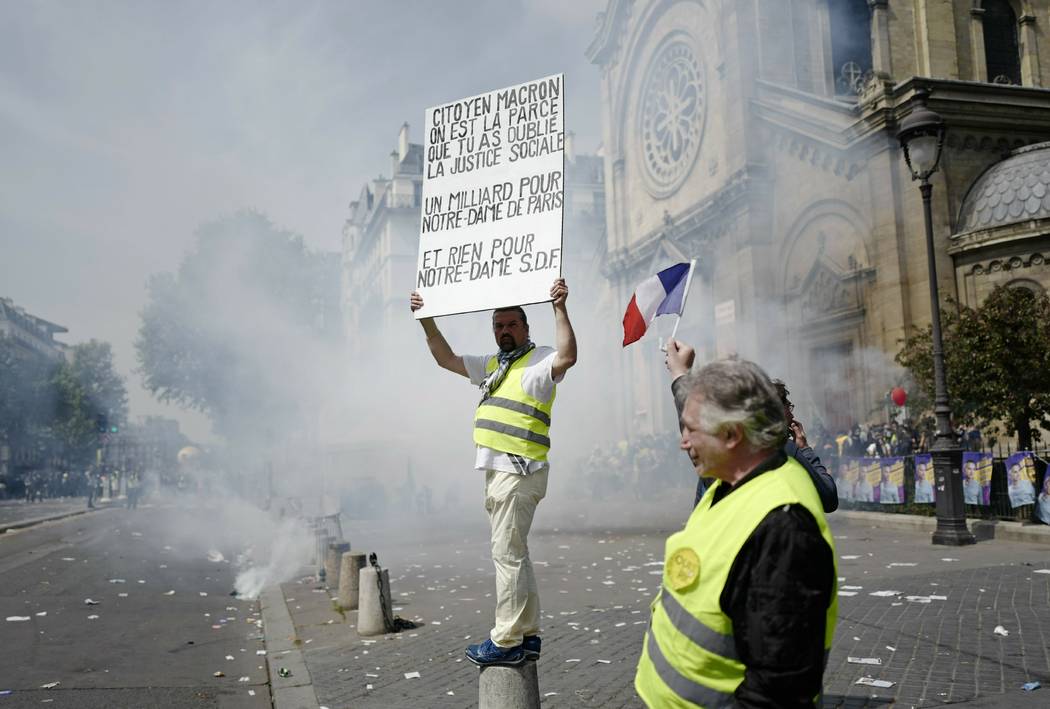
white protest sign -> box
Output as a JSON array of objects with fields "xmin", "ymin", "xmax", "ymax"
[{"xmin": 414, "ymin": 73, "xmax": 564, "ymax": 319}]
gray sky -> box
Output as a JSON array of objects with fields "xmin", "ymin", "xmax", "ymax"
[{"xmin": 0, "ymin": 0, "xmax": 607, "ymax": 441}]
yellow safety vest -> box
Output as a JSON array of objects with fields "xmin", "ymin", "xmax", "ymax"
[
  {"xmin": 635, "ymin": 458, "xmax": 838, "ymax": 708},
  {"xmin": 473, "ymin": 350, "xmax": 556, "ymax": 461}
]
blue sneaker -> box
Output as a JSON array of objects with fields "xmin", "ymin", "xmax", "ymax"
[
  {"xmin": 523, "ymin": 635, "xmax": 541, "ymax": 660},
  {"xmin": 465, "ymin": 639, "xmax": 526, "ymax": 667}
]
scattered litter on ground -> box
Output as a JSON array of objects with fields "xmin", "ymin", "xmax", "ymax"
[
  {"xmin": 596, "ymin": 659, "xmax": 611, "ymax": 664},
  {"xmin": 35, "ymin": 612, "xmax": 46, "ymax": 617},
  {"xmin": 1022, "ymin": 681, "xmax": 1041, "ymax": 691},
  {"xmin": 225, "ymin": 655, "xmax": 234, "ymax": 660},
  {"xmin": 255, "ymin": 650, "xmax": 266, "ymax": 655},
  {"xmin": 40, "ymin": 682, "xmax": 59, "ymax": 689},
  {"xmin": 855, "ymin": 677, "xmax": 895, "ymax": 688},
  {"xmin": 841, "ymin": 585, "xmax": 863, "ymax": 590},
  {"xmin": 994, "ymin": 625, "xmax": 1010, "ymax": 637},
  {"xmin": 164, "ymin": 590, "xmax": 175, "ymax": 596},
  {"xmin": 0, "ymin": 690, "xmax": 10, "ymax": 695},
  {"xmin": 87, "ymin": 614, "xmax": 99, "ymax": 620},
  {"xmin": 869, "ymin": 590, "xmax": 900, "ymax": 597},
  {"xmin": 278, "ymin": 668, "xmax": 291, "ymax": 678},
  {"xmin": 886, "ymin": 645, "xmax": 896, "ymax": 652},
  {"xmin": 565, "ymin": 658, "xmax": 581, "ymax": 663},
  {"xmin": 838, "ymin": 591, "xmax": 857, "ymax": 597},
  {"xmin": 108, "ymin": 579, "xmax": 125, "ymax": 584},
  {"xmin": 237, "ymin": 676, "xmax": 250, "ymax": 682},
  {"xmin": 886, "ymin": 562, "xmax": 918, "ymax": 567},
  {"xmin": 941, "ymin": 558, "xmax": 959, "ymax": 562},
  {"xmin": 404, "ymin": 671, "xmax": 421, "ymax": 679},
  {"xmin": 840, "ymin": 555, "xmax": 860, "ymax": 560},
  {"xmin": 84, "ymin": 598, "xmax": 99, "ymax": 605},
  {"xmin": 248, "ymin": 690, "xmax": 255, "ymax": 696},
  {"xmin": 847, "ymin": 657, "xmax": 882, "ymax": 665},
  {"xmin": 5, "ymin": 616, "xmax": 30, "ymax": 622},
  {"xmin": 213, "ymin": 671, "xmax": 225, "ymax": 677},
  {"xmin": 207, "ymin": 550, "xmax": 226, "ymax": 563},
  {"xmin": 1034, "ymin": 569, "xmax": 1050, "ymax": 575}
]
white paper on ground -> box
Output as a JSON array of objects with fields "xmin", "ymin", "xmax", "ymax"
[
  {"xmin": 869, "ymin": 590, "xmax": 901, "ymax": 597},
  {"xmin": 993, "ymin": 625, "xmax": 1009, "ymax": 636},
  {"xmin": 847, "ymin": 657, "xmax": 883, "ymax": 665},
  {"xmin": 855, "ymin": 677, "xmax": 895, "ymax": 688}
]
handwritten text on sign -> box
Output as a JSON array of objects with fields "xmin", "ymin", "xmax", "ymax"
[{"xmin": 414, "ymin": 74, "xmax": 564, "ymax": 318}]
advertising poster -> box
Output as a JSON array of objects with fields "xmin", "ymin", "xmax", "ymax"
[
  {"xmin": 855, "ymin": 458, "xmax": 880, "ymax": 503},
  {"xmin": 913, "ymin": 453, "xmax": 935, "ymax": 503},
  {"xmin": 836, "ymin": 459, "xmax": 855, "ymax": 503},
  {"xmin": 962, "ymin": 451, "xmax": 993, "ymax": 505},
  {"xmin": 878, "ymin": 457, "xmax": 904, "ymax": 504},
  {"xmin": 1006, "ymin": 452, "xmax": 1037, "ymax": 508},
  {"xmin": 414, "ymin": 74, "xmax": 565, "ymax": 318}
]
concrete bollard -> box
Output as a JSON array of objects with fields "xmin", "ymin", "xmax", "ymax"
[
  {"xmin": 316, "ymin": 532, "xmax": 330, "ymax": 580},
  {"xmin": 478, "ymin": 663, "xmax": 540, "ymax": 709},
  {"xmin": 337, "ymin": 551, "xmax": 368, "ymax": 610},
  {"xmin": 356, "ymin": 565, "xmax": 391, "ymax": 636},
  {"xmin": 325, "ymin": 542, "xmax": 351, "ymax": 590}
]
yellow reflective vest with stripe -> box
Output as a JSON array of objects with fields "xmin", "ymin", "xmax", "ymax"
[
  {"xmin": 473, "ymin": 350, "xmax": 556, "ymax": 461},
  {"xmin": 635, "ymin": 457, "xmax": 838, "ymax": 708}
]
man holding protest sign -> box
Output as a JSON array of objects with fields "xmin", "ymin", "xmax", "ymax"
[{"xmin": 409, "ymin": 277, "xmax": 577, "ymax": 666}]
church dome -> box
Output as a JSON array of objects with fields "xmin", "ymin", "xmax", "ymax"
[{"xmin": 957, "ymin": 142, "xmax": 1050, "ymax": 234}]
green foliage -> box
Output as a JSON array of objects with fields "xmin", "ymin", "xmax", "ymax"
[
  {"xmin": 135, "ymin": 211, "xmax": 337, "ymax": 443},
  {"xmin": 51, "ymin": 341, "xmax": 128, "ymax": 462},
  {"xmin": 896, "ymin": 285, "xmax": 1050, "ymax": 449},
  {"xmin": 0, "ymin": 337, "xmax": 127, "ymax": 468}
]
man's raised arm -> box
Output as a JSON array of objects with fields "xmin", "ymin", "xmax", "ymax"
[
  {"xmin": 410, "ymin": 291, "xmax": 468, "ymax": 377},
  {"xmin": 550, "ymin": 278, "xmax": 577, "ymax": 379}
]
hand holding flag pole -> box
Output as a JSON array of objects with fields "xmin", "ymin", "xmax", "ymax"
[{"xmin": 622, "ymin": 260, "xmax": 697, "ymax": 348}]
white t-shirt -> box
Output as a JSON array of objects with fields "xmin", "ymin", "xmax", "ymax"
[{"xmin": 463, "ymin": 345, "xmax": 562, "ymax": 475}]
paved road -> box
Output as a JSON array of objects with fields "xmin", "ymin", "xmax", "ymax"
[
  {"xmin": 0, "ymin": 504, "xmax": 271, "ymax": 708},
  {"xmin": 276, "ymin": 503, "xmax": 1050, "ymax": 709},
  {"xmin": 0, "ymin": 499, "xmax": 93, "ymax": 529}
]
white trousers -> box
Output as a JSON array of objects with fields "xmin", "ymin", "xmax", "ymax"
[{"xmin": 484, "ymin": 468, "xmax": 548, "ymax": 647}]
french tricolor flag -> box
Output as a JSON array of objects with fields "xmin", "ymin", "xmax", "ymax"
[{"xmin": 622, "ymin": 262, "xmax": 694, "ymax": 347}]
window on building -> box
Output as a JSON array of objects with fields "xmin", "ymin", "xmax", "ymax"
[
  {"xmin": 829, "ymin": 0, "xmax": 873, "ymax": 96},
  {"xmin": 984, "ymin": 0, "xmax": 1021, "ymax": 85}
]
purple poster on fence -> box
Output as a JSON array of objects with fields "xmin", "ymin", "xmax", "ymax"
[
  {"xmin": 962, "ymin": 452, "xmax": 992, "ymax": 505},
  {"xmin": 1006, "ymin": 452, "xmax": 1037, "ymax": 508},
  {"xmin": 914, "ymin": 454, "xmax": 934, "ymax": 503},
  {"xmin": 879, "ymin": 457, "xmax": 904, "ymax": 504}
]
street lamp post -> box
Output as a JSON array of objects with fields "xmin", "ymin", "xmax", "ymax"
[{"xmin": 896, "ymin": 87, "xmax": 975, "ymax": 546}]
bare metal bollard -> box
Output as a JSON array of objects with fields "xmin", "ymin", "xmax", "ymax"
[
  {"xmin": 356, "ymin": 565, "xmax": 392, "ymax": 637},
  {"xmin": 337, "ymin": 551, "xmax": 368, "ymax": 610},
  {"xmin": 325, "ymin": 542, "xmax": 350, "ymax": 590},
  {"xmin": 478, "ymin": 663, "xmax": 540, "ymax": 709}
]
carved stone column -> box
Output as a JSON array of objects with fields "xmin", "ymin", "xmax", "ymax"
[
  {"xmin": 868, "ymin": 0, "xmax": 892, "ymax": 78},
  {"xmin": 1019, "ymin": 14, "xmax": 1042, "ymax": 87},
  {"xmin": 969, "ymin": 7, "xmax": 988, "ymax": 81}
]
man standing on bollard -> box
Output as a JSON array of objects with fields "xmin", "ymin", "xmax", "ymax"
[
  {"xmin": 636, "ymin": 359, "xmax": 836, "ymax": 707},
  {"xmin": 410, "ymin": 278, "xmax": 577, "ymax": 667}
]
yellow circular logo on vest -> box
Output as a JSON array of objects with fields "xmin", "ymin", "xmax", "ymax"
[{"xmin": 667, "ymin": 547, "xmax": 700, "ymax": 591}]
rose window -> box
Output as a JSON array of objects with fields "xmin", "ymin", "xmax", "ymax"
[{"xmin": 639, "ymin": 40, "xmax": 705, "ymax": 196}]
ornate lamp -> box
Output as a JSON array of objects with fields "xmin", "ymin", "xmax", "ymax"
[{"xmin": 896, "ymin": 87, "xmax": 975, "ymax": 546}]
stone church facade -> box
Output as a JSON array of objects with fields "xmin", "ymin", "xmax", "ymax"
[{"xmin": 588, "ymin": 0, "xmax": 1050, "ymax": 437}]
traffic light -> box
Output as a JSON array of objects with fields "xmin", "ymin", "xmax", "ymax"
[
  {"xmin": 109, "ymin": 424, "xmax": 119, "ymax": 434},
  {"xmin": 96, "ymin": 414, "xmax": 108, "ymax": 434}
]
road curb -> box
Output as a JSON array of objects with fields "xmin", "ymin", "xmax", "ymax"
[
  {"xmin": 0, "ymin": 503, "xmax": 114, "ymax": 534},
  {"xmin": 837, "ymin": 510, "xmax": 1050, "ymax": 545},
  {"xmin": 261, "ymin": 584, "xmax": 320, "ymax": 709}
]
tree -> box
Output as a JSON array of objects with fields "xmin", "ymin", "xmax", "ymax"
[
  {"xmin": 896, "ymin": 285, "xmax": 1050, "ymax": 450},
  {"xmin": 51, "ymin": 340, "xmax": 129, "ymax": 465},
  {"xmin": 136, "ymin": 211, "xmax": 338, "ymax": 446}
]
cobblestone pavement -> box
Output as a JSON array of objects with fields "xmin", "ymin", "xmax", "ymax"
[{"xmin": 275, "ymin": 503, "xmax": 1050, "ymax": 708}]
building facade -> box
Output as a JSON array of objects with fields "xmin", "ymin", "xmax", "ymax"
[{"xmin": 588, "ymin": 0, "xmax": 1050, "ymax": 437}]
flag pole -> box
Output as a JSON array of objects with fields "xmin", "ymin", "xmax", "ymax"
[{"xmin": 668, "ymin": 259, "xmax": 697, "ymax": 342}]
